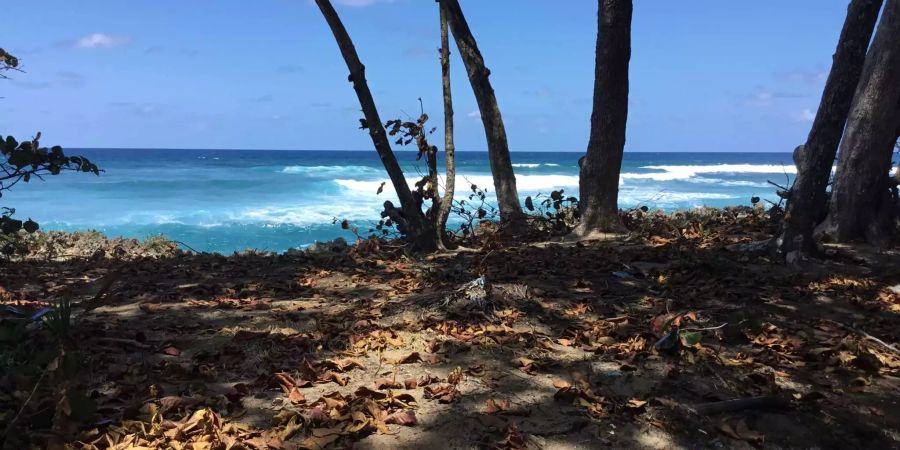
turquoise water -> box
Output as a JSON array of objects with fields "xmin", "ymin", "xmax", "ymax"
[{"xmin": 4, "ymin": 149, "xmax": 795, "ymax": 253}]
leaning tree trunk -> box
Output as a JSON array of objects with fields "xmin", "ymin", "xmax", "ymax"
[
  {"xmin": 819, "ymin": 0, "xmax": 900, "ymax": 245},
  {"xmin": 435, "ymin": 0, "xmax": 456, "ymax": 250},
  {"xmin": 574, "ymin": 0, "xmax": 632, "ymax": 236},
  {"xmin": 777, "ymin": 0, "xmax": 883, "ymax": 258},
  {"xmin": 315, "ymin": 0, "xmax": 435, "ymax": 251},
  {"xmin": 441, "ymin": 0, "xmax": 525, "ymax": 230}
]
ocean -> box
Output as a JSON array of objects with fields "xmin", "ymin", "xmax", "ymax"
[{"xmin": 5, "ymin": 149, "xmax": 796, "ymax": 254}]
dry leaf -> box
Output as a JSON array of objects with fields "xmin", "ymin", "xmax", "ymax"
[
  {"xmin": 485, "ymin": 398, "xmax": 511, "ymax": 413},
  {"xmin": 384, "ymin": 410, "xmax": 417, "ymax": 426}
]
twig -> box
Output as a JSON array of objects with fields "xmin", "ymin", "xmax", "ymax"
[
  {"xmin": 5, "ymin": 364, "xmax": 49, "ymax": 434},
  {"xmin": 82, "ymin": 268, "xmax": 123, "ymax": 311},
  {"xmin": 767, "ymin": 180, "xmax": 789, "ymax": 191},
  {"xmin": 95, "ymin": 337, "xmax": 152, "ymax": 350},
  {"xmin": 682, "ymin": 323, "xmax": 727, "ymax": 332},
  {"xmin": 825, "ymin": 319, "xmax": 900, "ymax": 355},
  {"xmin": 173, "ymin": 240, "xmax": 200, "ymax": 253}
]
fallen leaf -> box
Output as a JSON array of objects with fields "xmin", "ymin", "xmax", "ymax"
[
  {"xmin": 160, "ymin": 345, "xmax": 181, "ymax": 356},
  {"xmin": 384, "ymin": 410, "xmax": 417, "ymax": 426},
  {"xmin": 485, "ymin": 398, "xmax": 511, "ymax": 413},
  {"xmin": 424, "ymin": 384, "xmax": 460, "ymax": 403},
  {"xmin": 385, "ymin": 351, "xmax": 422, "ymax": 364},
  {"xmin": 374, "ymin": 378, "xmax": 402, "ymax": 390},
  {"xmin": 627, "ymin": 399, "xmax": 648, "ymax": 409}
]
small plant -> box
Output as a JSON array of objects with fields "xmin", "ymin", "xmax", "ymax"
[
  {"xmin": 0, "ymin": 133, "xmax": 101, "ymax": 259},
  {"xmin": 653, "ymin": 311, "xmax": 726, "ymax": 353},
  {"xmin": 42, "ymin": 297, "xmax": 73, "ymax": 341},
  {"xmin": 524, "ymin": 189, "xmax": 579, "ymax": 235},
  {"xmin": 451, "ymin": 182, "xmax": 499, "ymax": 237}
]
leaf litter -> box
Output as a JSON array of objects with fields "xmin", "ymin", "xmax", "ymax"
[{"xmin": 1, "ymin": 207, "xmax": 899, "ymax": 448}]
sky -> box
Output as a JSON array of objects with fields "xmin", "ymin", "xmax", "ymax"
[{"xmin": 1, "ymin": 0, "xmax": 855, "ymax": 152}]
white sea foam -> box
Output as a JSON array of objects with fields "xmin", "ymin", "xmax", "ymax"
[
  {"xmin": 624, "ymin": 163, "xmax": 796, "ymax": 181},
  {"xmin": 239, "ymin": 204, "xmax": 378, "ymax": 225},
  {"xmin": 335, "ymin": 173, "xmax": 580, "ymax": 196},
  {"xmin": 685, "ymin": 177, "xmax": 770, "ymax": 188},
  {"xmin": 511, "ymin": 163, "xmax": 562, "ymax": 168},
  {"xmin": 282, "ymin": 165, "xmax": 381, "ymax": 177}
]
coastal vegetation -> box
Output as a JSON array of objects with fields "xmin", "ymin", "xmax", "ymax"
[{"xmin": 2, "ymin": 1, "xmax": 900, "ymax": 449}]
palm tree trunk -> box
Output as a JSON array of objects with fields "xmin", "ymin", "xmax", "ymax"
[
  {"xmin": 314, "ymin": 0, "xmax": 435, "ymax": 251},
  {"xmin": 778, "ymin": 0, "xmax": 883, "ymax": 258},
  {"xmin": 819, "ymin": 0, "xmax": 900, "ymax": 245},
  {"xmin": 435, "ymin": 1, "xmax": 456, "ymax": 250},
  {"xmin": 575, "ymin": 0, "xmax": 632, "ymax": 236},
  {"xmin": 441, "ymin": 0, "xmax": 525, "ymax": 230}
]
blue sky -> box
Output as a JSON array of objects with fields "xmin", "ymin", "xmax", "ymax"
[{"xmin": 2, "ymin": 0, "xmax": 850, "ymax": 152}]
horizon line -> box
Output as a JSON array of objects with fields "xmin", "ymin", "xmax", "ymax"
[{"xmin": 68, "ymin": 147, "xmax": 794, "ymax": 154}]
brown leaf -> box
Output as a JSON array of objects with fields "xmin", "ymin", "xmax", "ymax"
[
  {"xmin": 403, "ymin": 377, "xmax": 418, "ymax": 389},
  {"xmin": 321, "ymin": 371, "xmax": 349, "ymax": 386},
  {"xmin": 515, "ymin": 357, "xmax": 537, "ymax": 375},
  {"xmin": 385, "ymin": 351, "xmax": 422, "ymax": 365},
  {"xmin": 552, "ymin": 380, "xmax": 572, "ymax": 389},
  {"xmin": 384, "ymin": 410, "xmax": 417, "ymax": 426},
  {"xmin": 485, "ymin": 398, "xmax": 511, "ymax": 413},
  {"xmin": 627, "ymin": 398, "xmax": 648, "ymax": 409},
  {"xmin": 322, "ymin": 358, "xmax": 364, "ymax": 373},
  {"xmin": 298, "ymin": 359, "xmax": 320, "ymax": 383},
  {"xmin": 160, "ymin": 345, "xmax": 180, "ymax": 356},
  {"xmin": 286, "ymin": 388, "xmax": 306, "ymax": 404},
  {"xmin": 424, "ymin": 384, "xmax": 460, "ymax": 403},
  {"xmin": 374, "ymin": 378, "xmax": 403, "ymax": 390},
  {"xmin": 354, "ymin": 386, "xmax": 388, "ymax": 400}
]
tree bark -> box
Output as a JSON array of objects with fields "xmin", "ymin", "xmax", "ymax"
[
  {"xmin": 819, "ymin": 0, "xmax": 900, "ymax": 245},
  {"xmin": 777, "ymin": 0, "xmax": 883, "ymax": 258},
  {"xmin": 441, "ymin": 0, "xmax": 525, "ymax": 230},
  {"xmin": 314, "ymin": 0, "xmax": 435, "ymax": 251},
  {"xmin": 574, "ymin": 0, "xmax": 632, "ymax": 236},
  {"xmin": 435, "ymin": 0, "xmax": 456, "ymax": 250}
]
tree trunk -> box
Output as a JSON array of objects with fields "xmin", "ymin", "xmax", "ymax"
[
  {"xmin": 315, "ymin": 0, "xmax": 435, "ymax": 251},
  {"xmin": 435, "ymin": 0, "xmax": 456, "ymax": 250},
  {"xmin": 777, "ymin": 0, "xmax": 883, "ymax": 258},
  {"xmin": 574, "ymin": 0, "xmax": 632, "ymax": 236},
  {"xmin": 441, "ymin": 0, "xmax": 525, "ymax": 230},
  {"xmin": 819, "ymin": 0, "xmax": 900, "ymax": 245}
]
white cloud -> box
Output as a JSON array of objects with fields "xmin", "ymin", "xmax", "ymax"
[
  {"xmin": 74, "ymin": 33, "xmax": 131, "ymax": 49},
  {"xmin": 467, "ymin": 109, "xmax": 481, "ymax": 119},
  {"xmin": 334, "ymin": 0, "xmax": 394, "ymax": 6},
  {"xmin": 792, "ymin": 108, "xmax": 816, "ymax": 123}
]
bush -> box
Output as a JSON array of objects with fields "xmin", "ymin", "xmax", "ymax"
[{"xmin": 0, "ymin": 133, "xmax": 100, "ymax": 254}]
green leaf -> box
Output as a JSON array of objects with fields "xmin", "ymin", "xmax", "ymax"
[
  {"xmin": 679, "ymin": 331, "xmax": 703, "ymax": 347},
  {"xmin": 23, "ymin": 219, "xmax": 39, "ymax": 233}
]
